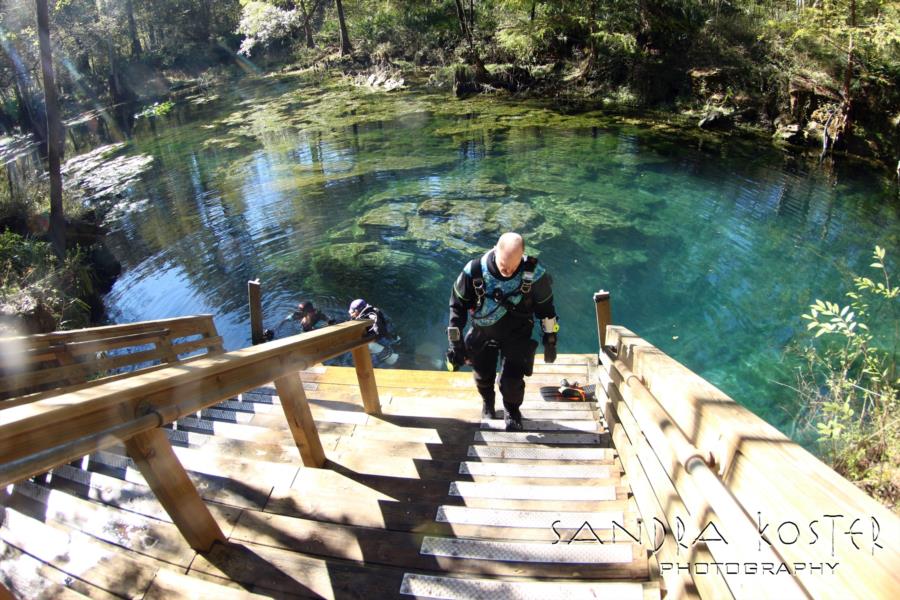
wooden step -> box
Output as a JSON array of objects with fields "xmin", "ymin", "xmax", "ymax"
[
  {"xmin": 458, "ymin": 461, "xmax": 617, "ymax": 479},
  {"xmin": 399, "ymin": 573, "xmax": 659, "ymax": 600},
  {"xmin": 467, "ymin": 445, "xmax": 617, "ymax": 462},
  {"xmin": 327, "ymin": 453, "xmax": 621, "ymax": 486},
  {"xmin": 6, "ymin": 482, "xmax": 194, "ymax": 568},
  {"xmin": 257, "ymin": 490, "xmax": 636, "ymax": 541},
  {"xmin": 0, "ymin": 539, "xmax": 101, "ymax": 600},
  {"xmin": 474, "ymin": 431, "xmax": 606, "ymax": 445},
  {"xmin": 0, "ymin": 506, "xmax": 159, "ymax": 598},
  {"xmin": 226, "ymin": 512, "xmax": 648, "ymax": 579},
  {"xmin": 143, "ymin": 569, "xmax": 271, "ymax": 600},
  {"xmin": 480, "ymin": 418, "xmax": 599, "ymax": 432}
]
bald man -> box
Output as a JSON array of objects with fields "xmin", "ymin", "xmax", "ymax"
[{"xmin": 447, "ymin": 232, "xmax": 558, "ymax": 431}]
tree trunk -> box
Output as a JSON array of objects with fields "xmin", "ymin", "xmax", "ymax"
[
  {"xmin": 840, "ymin": 0, "xmax": 856, "ymax": 139},
  {"xmin": 335, "ymin": 0, "xmax": 352, "ymax": 56},
  {"xmin": 126, "ymin": 0, "xmax": 142, "ymax": 58},
  {"xmin": 35, "ymin": 0, "xmax": 65, "ymax": 259},
  {"xmin": 298, "ymin": 0, "xmax": 322, "ymax": 48},
  {"xmin": 453, "ymin": 0, "xmax": 487, "ymax": 80}
]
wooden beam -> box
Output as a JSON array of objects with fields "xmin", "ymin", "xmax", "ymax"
[
  {"xmin": 124, "ymin": 428, "xmax": 225, "ymax": 552},
  {"xmin": 607, "ymin": 325, "xmax": 900, "ymax": 600},
  {"xmin": 0, "ymin": 581, "xmax": 14, "ymax": 600},
  {"xmin": 0, "ymin": 315, "xmax": 215, "ymax": 348},
  {"xmin": 593, "ymin": 290, "xmax": 611, "ymax": 351},
  {"xmin": 352, "ymin": 345, "xmax": 381, "ymax": 415},
  {"xmin": 0, "ymin": 321, "xmax": 371, "ymax": 485},
  {"xmin": 273, "ymin": 372, "xmax": 326, "ymax": 468},
  {"xmin": 248, "ymin": 279, "xmax": 263, "ymax": 345}
]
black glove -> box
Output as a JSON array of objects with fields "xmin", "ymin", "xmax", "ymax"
[
  {"xmin": 446, "ymin": 342, "xmax": 466, "ymax": 371},
  {"xmin": 542, "ymin": 332, "xmax": 557, "ymax": 364}
]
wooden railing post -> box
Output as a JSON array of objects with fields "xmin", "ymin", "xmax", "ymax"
[
  {"xmin": 124, "ymin": 428, "xmax": 225, "ymax": 552},
  {"xmin": 274, "ymin": 373, "xmax": 326, "ymax": 467},
  {"xmin": 352, "ymin": 345, "xmax": 381, "ymax": 415},
  {"xmin": 248, "ymin": 279, "xmax": 263, "ymax": 345},
  {"xmin": 593, "ymin": 290, "xmax": 612, "ymax": 352}
]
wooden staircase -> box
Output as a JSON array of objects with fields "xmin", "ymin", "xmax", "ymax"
[{"xmin": 1, "ymin": 356, "xmax": 660, "ymax": 599}]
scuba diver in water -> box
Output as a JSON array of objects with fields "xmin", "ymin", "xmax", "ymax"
[
  {"xmin": 292, "ymin": 301, "xmax": 334, "ymax": 332},
  {"xmin": 349, "ymin": 298, "xmax": 400, "ymax": 366},
  {"xmin": 446, "ymin": 232, "xmax": 558, "ymax": 431},
  {"xmin": 271, "ymin": 300, "xmax": 338, "ymax": 339}
]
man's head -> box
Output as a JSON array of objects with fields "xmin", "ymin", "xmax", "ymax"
[
  {"xmin": 495, "ymin": 232, "xmax": 525, "ymax": 277},
  {"xmin": 297, "ymin": 301, "xmax": 315, "ymax": 316}
]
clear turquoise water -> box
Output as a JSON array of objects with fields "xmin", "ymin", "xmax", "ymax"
[{"xmin": 100, "ymin": 73, "xmax": 900, "ymax": 437}]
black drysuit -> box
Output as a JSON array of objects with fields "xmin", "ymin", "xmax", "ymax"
[{"xmin": 448, "ymin": 250, "xmax": 557, "ymax": 411}]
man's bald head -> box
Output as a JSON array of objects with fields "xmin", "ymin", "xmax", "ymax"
[{"xmin": 495, "ymin": 232, "xmax": 525, "ymax": 277}]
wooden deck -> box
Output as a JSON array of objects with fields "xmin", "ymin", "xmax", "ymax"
[{"xmin": 1, "ymin": 355, "xmax": 660, "ymax": 599}]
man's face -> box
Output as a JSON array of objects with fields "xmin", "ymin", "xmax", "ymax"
[{"xmin": 495, "ymin": 245, "xmax": 523, "ymax": 277}]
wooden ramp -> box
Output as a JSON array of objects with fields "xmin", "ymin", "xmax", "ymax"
[{"xmin": 0, "ymin": 355, "xmax": 660, "ymax": 599}]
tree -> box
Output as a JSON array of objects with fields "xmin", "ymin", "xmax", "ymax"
[
  {"xmin": 35, "ymin": 0, "xmax": 65, "ymax": 259},
  {"xmin": 335, "ymin": 0, "xmax": 351, "ymax": 55}
]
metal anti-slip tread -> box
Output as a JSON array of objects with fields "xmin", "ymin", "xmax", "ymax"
[
  {"xmin": 435, "ymin": 506, "xmax": 625, "ymax": 529},
  {"xmin": 459, "ymin": 462, "xmax": 612, "ymax": 479},
  {"xmin": 419, "ymin": 537, "xmax": 634, "ymax": 564},
  {"xmin": 467, "ymin": 446, "xmax": 615, "ymax": 461},
  {"xmin": 519, "ymin": 401, "xmax": 598, "ymax": 410},
  {"xmin": 473, "ymin": 431, "xmax": 602, "ymax": 445},
  {"xmin": 448, "ymin": 482, "xmax": 617, "ymax": 501},
  {"xmin": 400, "ymin": 573, "xmax": 651, "ymax": 600},
  {"xmin": 480, "ymin": 419, "xmax": 598, "ymax": 432}
]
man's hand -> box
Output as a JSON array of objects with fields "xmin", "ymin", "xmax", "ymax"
[
  {"xmin": 446, "ymin": 341, "xmax": 467, "ymax": 371},
  {"xmin": 542, "ymin": 332, "xmax": 557, "ymax": 364}
]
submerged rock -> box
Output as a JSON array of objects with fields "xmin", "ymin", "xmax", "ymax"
[
  {"xmin": 698, "ymin": 109, "xmax": 733, "ymax": 131},
  {"xmin": 774, "ymin": 122, "xmax": 803, "ymax": 145}
]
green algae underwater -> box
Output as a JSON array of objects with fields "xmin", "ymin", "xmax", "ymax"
[{"xmin": 98, "ymin": 71, "xmax": 900, "ymax": 439}]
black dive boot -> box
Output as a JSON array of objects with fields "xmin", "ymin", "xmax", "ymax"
[
  {"xmin": 481, "ymin": 399, "xmax": 496, "ymax": 420},
  {"xmin": 504, "ymin": 406, "xmax": 523, "ymax": 431}
]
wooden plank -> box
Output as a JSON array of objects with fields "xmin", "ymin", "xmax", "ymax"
[
  {"xmin": 144, "ymin": 569, "xmax": 269, "ymax": 600},
  {"xmin": 259, "ymin": 488, "xmax": 636, "ymax": 541},
  {"xmin": 124, "ymin": 428, "xmax": 225, "ymax": 552},
  {"xmin": 0, "ymin": 508, "xmax": 158, "ymax": 598},
  {"xmin": 6, "ymin": 481, "xmax": 200, "ymax": 568},
  {"xmin": 0, "ymin": 345, "xmax": 168, "ymax": 395},
  {"xmin": 0, "ymin": 352, "xmax": 216, "ymax": 410},
  {"xmin": 351, "ymin": 345, "xmax": 381, "ymax": 415},
  {"xmin": 594, "ymin": 290, "xmax": 612, "ymax": 350},
  {"xmin": 225, "ymin": 511, "xmax": 648, "ymax": 579},
  {"xmin": 0, "ymin": 315, "xmax": 214, "ymax": 350},
  {"xmin": 608, "ymin": 325, "xmax": 900, "ymax": 599},
  {"xmin": 50, "ymin": 343, "xmax": 85, "ymax": 387},
  {"xmin": 0, "ymin": 320, "xmax": 372, "ymax": 472},
  {"xmin": 248, "ymin": 280, "xmax": 263, "ymax": 345},
  {"xmin": 605, "ymin": 399, "xmax": 705, "ymax": 600},
  {"xmin": 273, "ymin": 373, "xmax": 326, "ymax": 468},
  {"xmin": 0, "ymin": 539, "xmax": 107, "ymax": 600},
  {"xmin": 170, "ymin": 336, "xmax": 223, "ymax": 357}
]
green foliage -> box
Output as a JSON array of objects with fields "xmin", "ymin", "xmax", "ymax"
[
  {"xmin": 134, "ymin": 100, "xmax": 174, "ymax": 119},
  {"xmin": 0, "ymin": 231, "xmax": 92, "ymax": 332},
  {"xmin": 795, "ymin": 246, "xmax": 899, "ymax": 509},
  {"xmin": 236, "ymin": 1, "xmax": 299, "ymax": 56}
]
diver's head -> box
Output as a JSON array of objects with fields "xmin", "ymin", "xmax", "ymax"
[
  {"xmin": 349, "ymin": 298, "xmax": 368, "ymax": 318},
  {"xmin": 495, "ymin": 232, "xmax": 524, "ymax": 277}
]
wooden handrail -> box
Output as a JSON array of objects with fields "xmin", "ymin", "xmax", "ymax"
[
  {"xmin": 0, "ymin": 317, "xmax": 379, "ymax": 552},
  {"xmin": 0, "ymin": 319, "xmax": 374, "ymax": 479},
  {"xmin": 600, "ymin": 353, "xmax": 808, "ymax": 599},
  {"xmin": 601, "ymin": 324, "xmax": 900, "ymax": 600}
]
